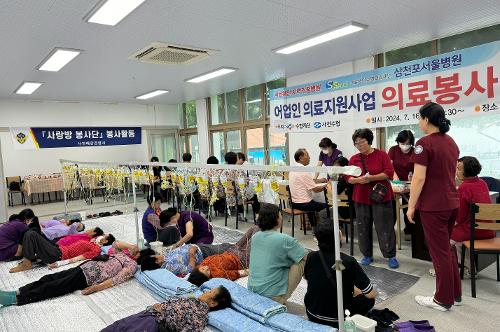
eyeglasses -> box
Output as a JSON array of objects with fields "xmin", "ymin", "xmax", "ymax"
[{"xmin": 354, "ymin": 139, "xmax": 368, "ymax": 146}]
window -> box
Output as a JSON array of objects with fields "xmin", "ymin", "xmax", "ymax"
[
  {"xmin": 384, "ymin": 41, "xmax": 433, "ymax": 66},
  {"xmin": 210, "ymin": 94, "xmax": 225, "ymax": 125},
  {"xmin": 226, "ymin": 130, "xmax": 241, "ymax": 153},
  {"xmin": 211, "ymin": 131, "xmax": 225, "ymax": 162},
  {"xmin": 246, "ymin": 128, "xmax": 265, "ymax": 165},
  {"xmin": 150, "ymin": 134, "xmax": 177, "ymax": 162},
  {"xmin": 183, "ymin": 101, "xmax": 197, "ymax": 129},
  {"xmin": 385, "ymin": 113, "xmax": 500, "ymax": 178},
  {"xmin": 266, "ymin": 78, "xmax": 287, "ymax": 116},
  {"xmin": 268, "ymin": 128, "xmax": 288, "ymax": 165},
  {"xmin": 245, "ymin": 84, "xmax": 263, "ymax": 120},
  {"xmin": 225, "ymin": 90, "xmax": 241, "ymax": 123},
  {"xmin": 439, "ymin": 24, "xmax": 500, "ymax": 54},
  {"xmin": 180, "ymin": 134, "xmax": 199, "ymax": 162}
]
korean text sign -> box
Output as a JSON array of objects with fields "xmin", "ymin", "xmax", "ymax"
[
  {"xmin": 270, "ymin": 41, "xmax": 500, "ymax": 133},
  {"xmin": 10, "ymin": 127, "xmax": 142, "ymax": 150}
]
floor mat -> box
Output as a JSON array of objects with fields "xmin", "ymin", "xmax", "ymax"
[{"xmin": 362, "ymin": 265, "xmax": 419, "ymax": 302}]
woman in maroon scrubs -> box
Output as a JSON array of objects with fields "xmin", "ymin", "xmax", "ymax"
[{"xmin": 407, "ymin": 102, "xmax": 461, "ymax": 312}]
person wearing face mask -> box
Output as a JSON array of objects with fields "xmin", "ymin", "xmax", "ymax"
[
  {"xmin": 315, "ymin": 137, "xmax": 342, "ymax": 181},
  {"xmin": 388, "ymin": 130, "xmax": 415, "ymax": 240},
  {"xmin": 388, "ymin": 130, "xmax": 415, "ymax": 182}
]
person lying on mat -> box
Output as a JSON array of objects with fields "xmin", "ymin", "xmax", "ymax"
[
  {"xmin": 55, "ymin": 227, "xmax": 105, "ymax": 246},
  {"xmin": 9, "ymin": 230, "xmax": 115, "ymax": 273},
  {"xmin": 304, "ymin": 223, "xmax": 376, "ymax": 328},
  {"xmin": 160, "ymin": 208, "xmax": 214, "ymax": 247},
  {"xmin": 248, "ymin": 203, "xmax": 308, "ymax": 305},
  {"xmin": 0, "ymin": 209, "xmax": 36, "ymax": 262},
  {"xmin": 104, "ymin": 240, "xmax": 140, "ymax": 260},
  {"xmin": 197, "ymin": 225, "xmax": 260, "ymax": 267},
  {"xmin": 40, "ymin": 218, "xmax": 85, "ymax": 241},
  {"xmin": 138, "ymin": 244, "xmax": 204, "ymax": 276},
  {"xmin": 100, "ymin": 286, "xmax": 232, "ymax": 332},
  {"xmin": 186, "ymin": 226, "xmax": 261, "ymax": 285},
  {"xmin": 187, "ymin": 254, "xmax": 248, "ymax": 286},
  {"xmin": 0, "ymin": 252, "xmax": 137, "ymax": 307}
]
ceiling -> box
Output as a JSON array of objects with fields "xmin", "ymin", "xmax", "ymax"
[{"xmin": 0, "ymin": 0, "xmax": 499, "ymax": 105}]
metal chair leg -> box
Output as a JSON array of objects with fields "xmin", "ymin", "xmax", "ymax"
[{"xmin": 291, "ymin": 214, "xmax": 295, "ymax": 238}]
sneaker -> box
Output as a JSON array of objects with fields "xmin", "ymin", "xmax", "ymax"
[
  {"xmin": 388, "ymin": 257, "xmax": 399, "ymax": 269},
  {"xmin": 415, "ymin": 295, "xmax": 449, "ymax": 312},
  {"xmin": 429, "ymin": 268, "xmax": 436, "ymax": 277},
  {"xmin": 454, "ymin": 296, "xmax": 463, "ymax": 306},
  {"xmin": 462, "ymin": 267, "xmax": 472, "ymax": 279},
  {"xmin": 360, "ymin": 256, "xmax": 373, "ymax": 265}
]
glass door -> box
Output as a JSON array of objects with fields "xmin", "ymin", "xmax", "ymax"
[{"xmin": 149, "ymin": 131, "xmax": 178, "ymax": 162}]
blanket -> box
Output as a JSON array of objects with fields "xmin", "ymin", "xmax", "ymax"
[
  {"xmin": 134, "ymin": 269, "xmax": 196, "ymax": 300},
  {"xmin": 267, "ymin": 313, "xmax": 337, "ymax": 332},
  {"xmin": 208, "ymin": 308, "xmax": 275, "ymax": 332},
  {"xmin": 201, "ymin": 278, "xmax": 286, "ymax": 323}
]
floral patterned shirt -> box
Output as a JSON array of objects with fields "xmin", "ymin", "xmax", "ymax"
[
  {"xmin": 80, "ymin": 252, "xmax": 137, "ymax": 286},
  {"xmin": 147, "ymin": 297, "xmax": 209, "ymax": 332},
  {"xmin": 162, "ymin": 244, "xmax": 203, "ymax": 276}
]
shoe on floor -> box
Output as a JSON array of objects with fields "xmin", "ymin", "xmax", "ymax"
[
  {"xmin": 415, "ymin": 295, "xmax": 449, "ymax": 312},
  {"xmin": 360, "ymin": 256, "xmax": 373, "ymax": 266},
  {"xmin": 388, "ymin": 257, "xmax": 399, "ymax": 269},
  {"xmin": 395, "ymin": 320, "xmax": 430, "ymax": 329},
  {"xmin": 454, "ymin": 296, "xmax": 463, "ymax": 306},
  {"xmin": 429, "ymin": 268, "xmax": 436, "ymax": 277},
  {"xmin": 404, "ymin": 233, "xmax": 412, "ymax": 241},
  {"xmin": 9, "ymin": 259, "xmax": 33, "ymax": 273}
]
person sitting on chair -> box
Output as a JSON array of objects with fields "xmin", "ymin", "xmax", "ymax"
[
  {"xmin": 304, "ymin": 223, "xmax": 376, "ymax": 328},
  {"xmin": 289, "ymin": 148, "xmax": 329, "ymax": 227}
]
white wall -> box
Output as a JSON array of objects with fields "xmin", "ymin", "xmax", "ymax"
[
  {"xmin": 287, "ymin": 57, "xmax": 376, "ymax": 164},
  {"xmin": 0, "ymin": 100, "xmax": 180, "ymax": 177}
]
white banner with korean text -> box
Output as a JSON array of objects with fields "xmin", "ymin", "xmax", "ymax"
[{"xmin": 270, "ymin": 41, "xmax": 500, "ymax": 133}]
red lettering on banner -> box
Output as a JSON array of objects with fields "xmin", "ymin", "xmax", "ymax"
[
  {"xmin": 433, "ymin": 73, "xmax": 462, "ymax": 104},
  {"xmin": 381, "ymin": 84, "xmax": 404, "ymax": 110},
  {"xmin": 406, "ymin": 80, "xmax": 431, "ymax": 107},
  {"xmin": 464, "ymin": 66, "xmax": 498, "ymax": 98}
]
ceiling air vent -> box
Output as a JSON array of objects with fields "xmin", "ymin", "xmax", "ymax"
[{"xmin": 130, "ymin": 42, "xmax": 217, "ymax": 65}]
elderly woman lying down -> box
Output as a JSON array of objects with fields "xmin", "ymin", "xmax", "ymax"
[
  {"xmin": 0, "ymin": 252, "xmax": 137, "ymax": 306},
  {"xmin": 101, "ymin": 286, "xmax": 232, "ymax": 332}
]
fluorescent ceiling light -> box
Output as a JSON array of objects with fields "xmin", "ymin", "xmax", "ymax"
[
  {"xmin": 135, "ymin": 89, "xmax": 169, "ymax": 100},
  {"xmin": 38, "ymin": 48, "xmax": 82, "ymax": 72},
  {"xmin": 86, "ymin": 0, "xmax": 146, "ymax": 26},
  {"xmin": 274, "ymin": 22, "xmax": 367, "ymax": 55},
  {"xmin": 246, "ymin": 99, "xmax": 262, "ymax": 104},
  {"xmin": 15, "ymin": 82, "xmax": 44, "ymax": 95},
  {"xmin": 186, "ymin": 67, "xmax": 237, "ymax": 83}
]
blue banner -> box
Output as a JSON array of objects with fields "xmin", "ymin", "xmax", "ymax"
[{"xmin": 11, "ymin": 127, "xmax": 142, "ymax": 149}]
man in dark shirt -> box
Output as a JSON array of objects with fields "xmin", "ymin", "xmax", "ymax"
[{"xmin": 304, "ymin": 223, "xmax": 376, "ymax": 328}]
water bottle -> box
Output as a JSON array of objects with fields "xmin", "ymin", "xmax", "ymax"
[{"xmin": 344, "ymin": 309, "xmax": 357, "ymax": 332}]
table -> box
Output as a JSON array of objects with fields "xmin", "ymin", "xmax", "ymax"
[
  {"xmin": 23, "ymin": 175, "xmax": 64, "ymax": 203},
  {"xmin": 23, "ymin": 176, "xmax": 63, "ymax": 196}
]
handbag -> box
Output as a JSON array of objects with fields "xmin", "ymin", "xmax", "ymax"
[{"xmin": 359, "ymin": 155, "xmax": 388, "ymax": 204}]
